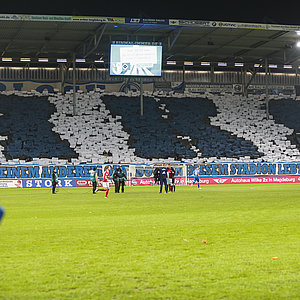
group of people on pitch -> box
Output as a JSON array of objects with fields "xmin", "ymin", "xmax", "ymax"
[
  {"xmin": 51, "ymin": 165, "xmax": 126, "ymax": 198},
  {"xmin": 154, "ymin": 164, "xmax": 176, "ymax": 193},
  {"xmin": 89, "ymin": 165, "xmax": 127, "ymax": 197},
  {"xmin": 89, "ymin": 165, "xmax": 111, "ymax": 197},
  {"xmin": 154, "ymin": 164, "xmax": 201, "ymax": 193},
  {"xmin": 50, "ymin": 164, "xmax": 201, "ymax": 196}
]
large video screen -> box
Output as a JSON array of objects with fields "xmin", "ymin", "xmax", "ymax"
[{"xmin": 110, "ymin": 42, "xmax": 162, "ymax": 76}]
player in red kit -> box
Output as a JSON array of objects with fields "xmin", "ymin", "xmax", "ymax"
[
  {"xmin": 97, "ymin": 165, "xmax": 111, "ymax": 198},
  {"xmin": 167, "ymin": 164, "xmax": 176, "ymax": 192}
]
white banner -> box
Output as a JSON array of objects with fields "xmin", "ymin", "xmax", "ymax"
[{"xmin": 0, "ymin": 179, "xmax": 22, "ymax": 188}]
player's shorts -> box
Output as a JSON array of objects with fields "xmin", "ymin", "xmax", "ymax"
[
  {"xmin": 102, "ymin": 181, "xmax": 110, "ymax": 189},
  {"xmin": 193, "ymin": 177, "xmax": 200, "ymax": 182},
  {"xmin": 167, "ymin": 178, "xmax": 172, "ymax": 185}
]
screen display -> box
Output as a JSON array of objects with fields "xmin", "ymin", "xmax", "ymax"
[{"xmin": 110, "ymin": 43, "xmax": 162, "ymax": 76}]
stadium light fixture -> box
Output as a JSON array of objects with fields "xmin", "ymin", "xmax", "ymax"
[
  {"xmin": 20, "ymin": 58, "xmax": 31, "ymax": 62},
  {"xmin": 218, "ymin": 62, "xmax": 227, "ymax": 67},
  {"xmin": 201, "ymin": 62, "xmax": 210, "ymax": 66},
  {"xmin": 38, "ymin": 58, "xmax": 48, "ymax": 62},
  {"xmin": 184, "ymin": 61, "xmax": 193, "ymax": 66},
  {"xmin": 94, "ymin": 59, "xmax": 104, "ymax": 63},
  {"xmin": 75, "ymin": 59, "xmax": 86, "ymax": 63},
  {"xmin": 268, "ymin": 64, "xmax": 277, "ymax": 68},
  {"xmin": 57, "ymin": 59, "xmax": 67, "ymax": 63},
  {"xmin": 234, "ymin": 62, "xmax": 244, "ymax": 67},
  {"xmin": 2, "ymin": 58, "xmax": 12, "ymax": 62},
  {"xmin": 283, "ymin": 64, "xmax": 293, "ymax": 69},
  {"xmin": 166, "ymin": 61, "xmax": 176, "ymax": 65}
]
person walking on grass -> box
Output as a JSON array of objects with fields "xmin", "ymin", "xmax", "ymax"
[
  {"xmin": 191, "ymin": 164, "xmax": 201, "ymax": 190},
  {"xmin": 51, "ymin": 168, "xmax": 58, "ymax": 194},
  {"xmin": 90, "ymin": 167, "xmax": 98, "ymax": 194},
  {"xmin": 97, "ymin": 165, "xmax": 111, "ymax": 198},
  {"xmin": 112, "ymin": 167, "xmax": 121, "ymax": 193},
  {"xmin": 118, "ymin": 167, "xmax": 127, "ymax": 193},
  {"xmin": 0, "ymin": 206, "xmax": 4, "ymax": 224}
]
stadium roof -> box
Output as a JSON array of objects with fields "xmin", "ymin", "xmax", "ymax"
[{"xmin": 1, "ymin": 14, "xmax": 300, "ymax": 68}]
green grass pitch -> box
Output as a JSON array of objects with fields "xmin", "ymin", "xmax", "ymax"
[{"xmin": 1, "ymin": 184, "xmax": 300, "ymax": 299}]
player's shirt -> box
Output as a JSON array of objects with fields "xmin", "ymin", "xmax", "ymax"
[
  {"xmin": 194, "ymin": 168, "xmax": 200, "ymax": 178},
  {"xmin": 102, "ymin": 169, "xmax": 110, "ymax": 182},
  {"xmin": 167, "ymin": 168, "xmax": 172, "ymax": 179},
  {"xmin": 160, "ymin": 167, "xmax": 168, "ymax": 180},
  {"xmin": 52, "ymin": 172, "xmax": 58, "ymax": 183},
  {"xmin": 90, "ymin": 170, "xmax": 97, "ymax": 182}
]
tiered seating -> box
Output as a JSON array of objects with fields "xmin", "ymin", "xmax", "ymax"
[
  {"xmin": 209, "ymin": 94, "xmax": 299, "ymax": 162},
  {"xmin": 0, "ymin": 90, "xmax": 299, "ymax": 164},
  {"xmin": 161, "ymin": 97, "xmax": 259, "ymax": 158},
  {"xmin": 269, "ymin": 99, "xmax": 300, "ymax": 133},
  {"xmin": 48, "ymin": 91, "xmax": 136, "ymax": 164},
  {"xmin": 0, "ymin": 94, "xmax": 76, "ymax": 163},
  {"xmin": 102, "ymin": 95, "xmax": 196, "ymax": 159}
]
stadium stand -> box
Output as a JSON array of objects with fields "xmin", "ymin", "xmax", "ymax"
[
  {"xmin": 0, "ymin": 90, "xmax": 299, "ymax": 164},
  {"xmin": 102, "ymin": 95, "xmax": 197, "ymax": 160},
  {"xmin": 269, "ymin": 98, "xmax": 300, "ymax": 150},
  {"xmin": 159, "ymin": 96, "xmax": 260, "ymax": 159},
  {"xmin": 210, "ymin": 94, "xmax": 299, "ymax": 162},
  {"xmin": 0, "ymin": 94, "xmax": 77, "ymax": 163}
]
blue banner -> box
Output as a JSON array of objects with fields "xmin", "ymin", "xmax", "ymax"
[
  {"xmin": 22, "ymin": 179, "xmax": 76, "ymax": 188},
  {"xmin": 0, "ymin": 163, "xmax": 300, "ymax": 183}
]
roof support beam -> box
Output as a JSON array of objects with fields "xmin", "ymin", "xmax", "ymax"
[
  {"xmin": 168, "ymin": 27, "xmax": 183, "ymax": 52},
  {"xmin": 74, "ymin": 23, "xmax": 107, "ymax": 58}
]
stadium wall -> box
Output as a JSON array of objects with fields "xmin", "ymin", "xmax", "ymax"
[
  {"xmin": 0, "ymin": 80, "xmax": 297, "ymax": 95},
  {"xmin": 0, "ymin": 162, "xmax": 300, "ymax": 188},
  {"xmin": 1, "ymin": 67, "xmax": 300, "ymax": 94}
]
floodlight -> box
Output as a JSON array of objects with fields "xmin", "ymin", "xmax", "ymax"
[
  {"xmin": 38, "ymin": 58, "xmax": 48, "ymax": 62},
  {"xmin": 2, "ymin": 58, "xmax": 12, "ymax": 62},
  {"xmin": 201, "ymin": 62, "xmax": 210, "ymax": 66},
  {"xmin": 184, "ymin": 61, "xmax": 193, "ymax": 66},
  {"xmin": 166, "ymin": 61, "xmax": 176, "ymax": 65},
  {"xmin": 20, "ymin": 58, "xmax": 31, "ymax": 62}
]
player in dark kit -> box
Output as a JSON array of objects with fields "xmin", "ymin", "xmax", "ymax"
[
  {"xmin": 159, "ymin": 164, "xmax": 168, "ymax": 194},
  {"xmin": 118, "ymin": 167, "xmax": 127, "ymax": 193},
  {"xmin": 51, "ymin": 169, "xmax": 58, "ymax": 194},
  {"xmin": 90, "ymin": 167, "xmax": 98, "ymax": 194},
  {"xmin": 154, "ymin": 167, "xmax": 160, "ymax": 185},
  {"xmin": 0, "ymin": 206, "xmax": 4, "ymax": 224}
]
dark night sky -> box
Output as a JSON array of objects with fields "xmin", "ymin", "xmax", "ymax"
[{"xmin": 2, "ymin": 0, "xmax": 300, "ymax": 25}]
